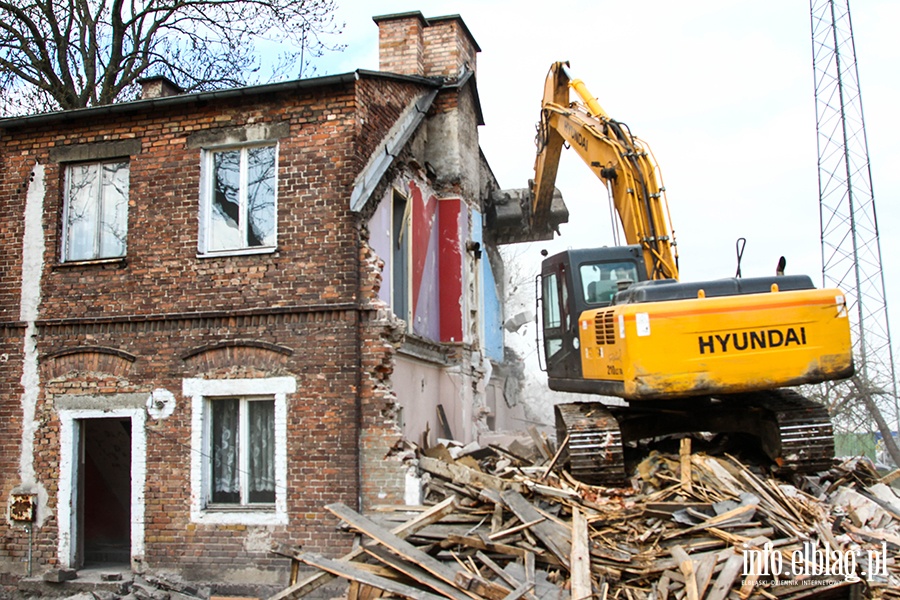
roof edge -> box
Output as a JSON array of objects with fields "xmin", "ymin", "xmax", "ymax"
[{"xmin": 0, "ymin": 70, "xmax": 441, "ymax": 131}]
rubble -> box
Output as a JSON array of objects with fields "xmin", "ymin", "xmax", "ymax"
[{"xmin": 277, "ymin": 436, "xmax": 900, "ymax": 600}]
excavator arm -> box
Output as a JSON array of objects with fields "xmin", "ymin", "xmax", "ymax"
[{"xmin": 530, "ymin": 62, "xmax": 679, "ymax": 280}]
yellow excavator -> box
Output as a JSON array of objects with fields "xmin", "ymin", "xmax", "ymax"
[{"xmin": 491, "ymin": 62, "xmax": 854, "ymax": 485}]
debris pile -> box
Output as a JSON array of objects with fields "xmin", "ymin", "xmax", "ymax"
[{"xmin": 277, "ymin": 436, "xmax": 900, "ymax": 600}]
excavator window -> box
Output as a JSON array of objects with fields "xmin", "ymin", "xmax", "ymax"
[
  {"xmin": 541, "ymin": 272, "xmax": 563, "ymax": 359},
  {"xmin": 582, "ymin": 262, "xmax": 638, "ymax": 305}
]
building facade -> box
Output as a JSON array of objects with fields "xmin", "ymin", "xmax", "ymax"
[{"xmin": 0, "ymin": 12, "xmax": 522, "ymax": 586}]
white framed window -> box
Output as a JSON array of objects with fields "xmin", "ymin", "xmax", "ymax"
[
  {"xmin": 62, "ymin": 160, "xmax": 129, "ymax": 261},
  {"xmin": 207, "ymin": 396, "xmax": 275, "ymax": 505},
  {"xmin": 184, "ymin": 377, "xmax": 293, "ymax": 525},
  {"xmin": 199, "ymin": 144, "xmax": 277, "ymax": 255}
]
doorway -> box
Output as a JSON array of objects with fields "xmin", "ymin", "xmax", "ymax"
[
  {"xmin": 79, "ymin": 418, "xmax": 132, "ymax": 565},
  {"xmin": 57, "ymin": 405, "xmax": 146, "ymax": 570}
]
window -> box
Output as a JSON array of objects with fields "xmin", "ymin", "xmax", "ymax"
[
  {"xmin": 208, "ymin": 397, "xmax": 275, "ymax": 505},
  {"xmin": 201, "ymin": 144, "xmax": 277, "ymax": 254},
  {"xmin": 63, "ymin": 161, "xmax": 129, "ymax": 261},
  {"xmin": 542, "ymin": 272, "xmax": 563, "ymax": 359},
  {"xmin": 581, "ymin": 261, "xmax": 639, "ymax": 304},
  {"xmin": 184, "ymin": 377, "xmax": 292, "ymax": 524},
  {"xmin": 391, "ymin": 191, "xmax": 411, "ymax": 324}
]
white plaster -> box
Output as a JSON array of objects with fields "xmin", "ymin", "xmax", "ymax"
[
  {"xmin": 57, "ymin": 407, "xmax": 146, "ymax": 568},
  {"xmin": 403, "ymin": 467, "xmax": 423, "ymax": 506},
  {"xmin": 183, "ymin": 377, "xmax": 294, "ymax": 525},
  {"xmin": 146, "ymin": 388, "xmax": 176, "ymax": 420},
  {"xmin": 17, "ymin": 164, "xmax": 49, "ymax": 526}
]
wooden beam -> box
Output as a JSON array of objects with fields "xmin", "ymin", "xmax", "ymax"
[
  {"xmin": 363, "ymin": 545, "xmax": 471, "ymax": 600},
  {"xmin": 500, "ymin": 490, "xmax": 571, "ymax": 565},
  {"xmin": 268, "ymin": 496, "xmax": 456, "ymax": 600},
  {"xmin": 680, "ymin": 438, "xmax": 692, "ymax": 494},
  {"xmin": 326, "ymin": 503, "xmax": 510, "ymax": 600},
  {"xmin": 706, "ymin": 553, "xmax": 744, "ymax": 600},
  {"xmin": 570, "ymin": 507, "xmax": 592, "ymax": 600},
  {"xmin": 296, "ymin": 553, "xmax": 445, "ymax": 600}
]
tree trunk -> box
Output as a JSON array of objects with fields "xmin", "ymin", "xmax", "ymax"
[{"xmin": 853, "ymin": 377, "xmax": 900, "ymax": 468}]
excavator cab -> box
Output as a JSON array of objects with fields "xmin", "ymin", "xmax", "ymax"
[{"xmin": 538, "ymin": 245, "xmax": 648, "ymax": 386}]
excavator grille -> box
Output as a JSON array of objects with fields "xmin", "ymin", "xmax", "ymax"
[{"xmin": 594, "ymin": 310, "xmax": 617, "ymax": 346}]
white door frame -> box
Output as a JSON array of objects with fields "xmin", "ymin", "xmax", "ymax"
[{"xmin": 57, "ymin": 407, "xmax": 146, "ymax": 569}]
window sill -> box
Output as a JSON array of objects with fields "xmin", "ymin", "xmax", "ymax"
[
  {"xmin": 204, "ymin": 503, "xmax": 276, "ymax": 513},
  {"xmin": 192, "ymin": 503, "xmax": 286, "ymax": 525},
  {"xmin": 52, "ymin": 257, "xmax": 127, "ymax": 270},
  {"xmin": 197, "ymin": 247, "xmax": 278, "ymax": 259}
]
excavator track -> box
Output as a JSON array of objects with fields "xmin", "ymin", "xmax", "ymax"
[
  {"xmin": 555, "ymin": 389, "xmax": 834, "ymax": 486},
  {"xmin": 740, "ymin": 389, "xmax": 835, "ymax": 475},
  {"xmin": 555, "ymin": 402, "xmax": 626, "ymax": 486}
]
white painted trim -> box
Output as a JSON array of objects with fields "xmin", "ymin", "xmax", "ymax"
[
  {"xmin": 57, "ymin": 407, "xmax": 146, "ymax": 569},
  {"xmin": 183, "ymin": 377, "xmax": 293, "ymax": 525},
  {"xmin": 197, "ymin": 143, "xmax": 279, "ymax": 256}
]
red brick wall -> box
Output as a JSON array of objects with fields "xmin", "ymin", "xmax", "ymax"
[{"xmin": 0, "ymin": 76, "xmax": 430, "ymax": 582}]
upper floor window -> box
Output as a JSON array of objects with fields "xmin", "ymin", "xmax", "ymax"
[
  {"xmin": 63, "ymin": 161, "xmax": 129, "ymax": 261},
  {"xmin": 200, "ymin": 144, "xmax": 277, "ymax": 255},
  {"xmin": 391, "ymin": 190, "xmax": 411, "ymax": 326}
]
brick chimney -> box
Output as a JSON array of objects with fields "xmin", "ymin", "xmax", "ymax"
[
  {"xmin": 374, "ymin": 12, "xmax": 480, "ymax": 80},
  {"xmin": 138, "ymin": 76, "xmax": 183, "ymax": 100}
]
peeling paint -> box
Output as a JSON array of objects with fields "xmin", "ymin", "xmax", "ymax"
[{"xmin": 16, "ymin": 163, "xmax": 49, "ymax": 526}]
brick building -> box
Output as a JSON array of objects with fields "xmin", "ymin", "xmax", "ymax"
[{"xmin": 0, "ymin": 12, "xmax": 525, "ymax": 586}]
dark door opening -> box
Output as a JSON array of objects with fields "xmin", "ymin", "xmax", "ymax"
[{"xmin": 79, "ymin": 418, "xmax": 131, "ymax": 566}]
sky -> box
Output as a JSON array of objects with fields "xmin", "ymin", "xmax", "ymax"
[{"xmin": 309, "ymin": 0, "xmax": 900, "ymax": 355}]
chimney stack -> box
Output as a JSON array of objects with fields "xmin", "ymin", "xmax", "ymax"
[
  {"xmin": 374, "ymin": 12, "xmax": 480, "ymax": 80},
  {"xmin": 138, "ymin": 76, "xmax": 183, "ymax": 100}
]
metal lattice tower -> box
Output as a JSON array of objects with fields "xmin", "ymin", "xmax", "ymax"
[{"xmin": 810, "ymin": 0, "xmax": 899, "ymax": 435}]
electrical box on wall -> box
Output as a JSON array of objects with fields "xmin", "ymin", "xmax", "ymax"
[{"xmin": 9, "ymin": 494, "xmax": 36, "ymax": 523}]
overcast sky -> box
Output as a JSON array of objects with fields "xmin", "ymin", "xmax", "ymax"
[{"xmin": 312, "ymin": 1, "xmax": 900, "ymax": 341}]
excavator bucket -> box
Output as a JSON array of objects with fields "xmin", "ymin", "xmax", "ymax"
[{"xmin": 486, "ymin": 185, "xmax": 568, "ymax": 245}]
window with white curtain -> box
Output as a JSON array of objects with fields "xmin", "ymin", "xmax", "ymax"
[
  {"xmin": 207, "ymin": 396, "xmax": 275, "ymax": 506},
  {"xmin": 185, "ymin": 376, "xmax": 291, "ymax": 524},
  {"xmin": 62, "ymin": 160, "xmax": 129, "ymax": 261}
]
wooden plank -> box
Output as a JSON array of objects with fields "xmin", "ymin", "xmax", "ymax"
[
  {"xmin": 441, "ymin": 534, "xmax": 530, "ymax": 559},
  {"xmin": 880, "ymin": 468, "xmax": 900, "ymax": 485},
  {"xmin": 489, "ymin": 518, "xmax": 545, "ymax": 541},
  {"xmin": 706, "ymin": 553, "xmax": 744, "ymax": 600},
  {"xmin": 268, "ymin": 496, "xmax": 456, "ymax": 600},
  {"xmin": 680, "ymin": 438, "xmax": 693, "ymax": 493},
  {"xmin": 570, "ymin": 507, "xmax": 592, "ymax": 600},
  {"xmin": 657, "ymin": 573, "xmax": 670, "ymax": 600},
  {"xmin": 419, "ymin": 456, "xmax": 523, "ymax": 493},
  {"xmin": 454, "ymin": 570, "xmax": 515, "ymax": 600},
  {"xmin": 670, "ymin": 546, "xmax": 698, "ymax": 600},
  {"xmin": 500, "ymin": 490, "xmax": 571, "ymax": 564},
  {"xmin": 693, "ymin": 553, "xmax": 717, "ymax": 599},
  {"xmin": 475, "ymin": 551, "xmax": 520, "ymax": 590},
  {"xmin": 327, "ymin": 503, "xmax": 510, "ymax": 600},
  {"xmin": 501, "ymin": 582, "xmax": 535, "ymax": 600},
  {"xmin": 527, "ymin": 425, "xmax": 552, "ymax": 461},
  {"xmin": 437, "ymin": 404, "xmax": 453, "ymax": 439},
  {"xmin": 363, "ymin": 545, "xmax": 472, "ymax": 600},
  {"xmin": 539, "ymin": 434, "xmax": 569, "ymax": 481},
  {"xmin": 297, "ymin": 553, "xmax": 446, "ymax": 600},
  {"xmin": 662, "ymin": 504, "xmax": 757, "ymax": 540}
]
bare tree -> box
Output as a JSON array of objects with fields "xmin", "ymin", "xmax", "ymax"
[
  {"xmin": 808, "ymin": 374, "xmax": 900, "ymax": 468},
  {"xmin": 0, "ymin": 0, "xmax": 343, "ymax": 115}
]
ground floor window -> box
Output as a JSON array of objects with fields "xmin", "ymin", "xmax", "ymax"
[
  {"xmin": 209, "ymin": 397, "xmax": 275, "ymax": 505},
  {"xmin": 184, "ymin": 377, "xmax": 293, "ymax": 525}
]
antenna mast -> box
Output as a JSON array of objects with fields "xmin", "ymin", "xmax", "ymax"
[{"xmin": 810, "ymin": 0, "xmax": 899, "ymax": 446}]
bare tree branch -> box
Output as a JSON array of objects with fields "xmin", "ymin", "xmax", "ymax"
[{"xmin": 0, "ymin": 0, "xmax": 344, "ymax": 115}]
